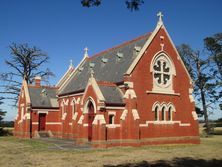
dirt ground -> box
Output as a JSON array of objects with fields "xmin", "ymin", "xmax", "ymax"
[{"xmin": 0, "ymin": 136, "xmax": 222, "ymax": 167}]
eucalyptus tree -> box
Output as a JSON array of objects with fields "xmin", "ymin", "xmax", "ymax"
[
  {"xmin": 204, "ymin": 33, "xmax": 222, "ymax": 110},
  {"xmin": 0, "ymin": 43, "xmax": 54, "ymax": 105},
  {"xmin": 177, "ymin": 44, "xmax": 217, "ymax": 134}
]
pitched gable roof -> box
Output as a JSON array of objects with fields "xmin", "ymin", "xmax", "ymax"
[
  {"xmin": 125, "ymin": 22, "xmax": 192, "ymax": 83},
  {"xmin": 28, "ymin": 86, "xmax": 58, "ymax": 109},
  {"xmin": 56, "ymin": 65, "xmax": 74, "ymax": 88},
  {"xmin": 59, "ymin": 33, "xmax": 151, "ymax": 96}
]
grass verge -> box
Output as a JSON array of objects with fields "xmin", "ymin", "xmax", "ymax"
[{"xmin": 0, "ymin": 136, "xmax": 222, "ymax": 167}]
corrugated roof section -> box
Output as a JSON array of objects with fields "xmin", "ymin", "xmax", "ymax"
[
  {"xmin": 28, "ymin": 87, "xmax": 59, "ymax": 108},
  {"xmin": 59, "ymin": 34, "xmax": 150, "ymax": 96}
]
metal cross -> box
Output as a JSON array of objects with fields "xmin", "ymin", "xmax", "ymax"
[
  {"xmin": 157, "ymin": 11, "xmax": 163, "ymax": 22},
  {"xmin": 84, "ymin": 47, "xmax": 89, "ymax": 58}
]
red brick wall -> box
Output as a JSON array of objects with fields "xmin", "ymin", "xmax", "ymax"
[
  {"xmin": 14, "ymin": 86, "xmax": 31, "ymax": 138},
  {"xmin": 30, "ymin": 109, "xmax": 60, "ymax": 137},
  {"xmin": 130, "ymin": 27, "xmax": 199, "ymax": 140},
  {"xmin": 15, "ymin": 25, "xmax": 199, "ymax": 147}
]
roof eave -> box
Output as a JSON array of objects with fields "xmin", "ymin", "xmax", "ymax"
[{"xmin": 105, "ymin": 102, "xmax": 125, "ymax": 107}]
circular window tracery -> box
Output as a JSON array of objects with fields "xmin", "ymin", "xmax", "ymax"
[{"xmin": 153, "ymin": 55, "xmax": 171, "ymax": 87}]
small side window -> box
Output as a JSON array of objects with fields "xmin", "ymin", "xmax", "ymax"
[
  {"xmin": 109, "ymin": 115, "xmax": 115, "ymax": 124},
  {"xmin": 161, "ymin": 107, "xmax": 165, "ymax": 121},
  {"xmin": 72, "ymin": 103, "xmax": 75, "ymax": 116},
  {"xmin": 168, "ymin": 107, "xmax": 172, "ymax": 121},
  {"xmin": 154, "ymin": 106, "xmax": 158, "ymax": 121}
]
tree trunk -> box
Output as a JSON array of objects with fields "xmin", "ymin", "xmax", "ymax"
[
  {"xmin": 195, "ymin": 55, "xmax": 210, "ymax": 135},
  {"xmin": 200, "ymin": 89, "xmax": 210, "ymax": 135}
]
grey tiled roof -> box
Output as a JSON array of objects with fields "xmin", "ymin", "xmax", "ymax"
[
  {"xmin": 99, "ymin": 85, "xmax": 124, "ymax": 105},
  {"xmin": 59, "ymin": 34, "xmax": 150, "ymax": 96},
  {"xmin": 28, "ymin": 87, "xmax": 59, "ymax": 108}
]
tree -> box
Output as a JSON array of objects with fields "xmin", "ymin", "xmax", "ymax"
[
  {"xmin": 0, "ymin": 97, "xmax": 6, "ymax": 134},
  {"xmin": 81, "ymin": 0, "xmax": 144, "ymax": 11},
  {"xmin": 0, "ymin": 43, "xmax": 54, "ymax": 105},
  {"xmin": 204, "ymin": 33, "xmax": 222, "ymax": 80},
  {"xmin": 204, "ymin": 33, "xmax": 222, "ymax": 110},
  {"xmin": 177, "ymin": 44, "xmax": 218, "ymax": 135}
]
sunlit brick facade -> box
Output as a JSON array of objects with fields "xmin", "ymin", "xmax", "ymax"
[{"xmin": 14, "ymin": 15, "xmax": 200, "ymax": 147}]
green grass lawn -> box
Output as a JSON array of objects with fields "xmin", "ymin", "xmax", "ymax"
[{"xmin": 0, "ymin": 136, "xmax": 222, "ymax": 167}]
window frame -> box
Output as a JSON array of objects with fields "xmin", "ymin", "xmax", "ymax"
[
  {"xmin": 161, "ymin": 106, "xmax": 165, "ymax": 121},
  {"xmin": 108, "ymin": 114, "xmax": 115, "ymax": 124},
  {"xmin": 168, "ymin": 106, "xmax": 172, "ymax": 121},
  {"xmin": 150, "ymin": 52, "xmax": 176, "ymax": 94},
  {"xmin": 154, "ymin": 106, "xmax": 159, "ymax": 121}
]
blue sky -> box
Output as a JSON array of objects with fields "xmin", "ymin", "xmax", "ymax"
[{"xmin": 0, "ymin": 0, "xmax": 222, "ymax": 120}]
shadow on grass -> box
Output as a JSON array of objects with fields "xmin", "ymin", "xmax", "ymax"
[
  {"xmin": 0, "ymin": 128, "xmax": 13, "ymax": 136},
  {"xmin": 104, "ymin": 157, "xmax": 222, "ymax": 167}
]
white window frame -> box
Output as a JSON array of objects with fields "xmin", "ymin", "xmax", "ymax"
[
  {"xmin": 150, "ymin": 52, "xmax": 176, "ymax": 94},
  {"xmin": 152, "ymin": 102, "xmax": 176, "ymax": 122},
  {"xmin": 71, "ymin": 100, "xmax": 75, "ymax": 115},
  {"xmin": 152, "ymin": 102, "xmax": 160, "ymax": 121},
  {"xmin": 83, "ymin": 97, "xmax": 96, "ymax": 114}
]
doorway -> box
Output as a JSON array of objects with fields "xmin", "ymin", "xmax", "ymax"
[
  {"xmin": 87, "ymin": 101, "xmax": 95, "ymax": 141},
  {"xmin": 38, "ymin": 113, "xmax": 46, "ymax": 131}
]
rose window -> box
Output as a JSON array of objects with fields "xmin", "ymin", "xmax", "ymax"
[{"xmin": 153, "ymin": 56, "xmax": 171, "ymax": 87}]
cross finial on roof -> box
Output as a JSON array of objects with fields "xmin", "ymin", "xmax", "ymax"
[
  {"xmin": 69, "ymin": 59, "xmax": 73, "ymax": 68},
  {"xmin": 84, "ymin": 47, "xmax": 89, "ymax": 58},
  {"xmin": 157, "ymin": 11, "xmax": 163, "ymax": 24}
]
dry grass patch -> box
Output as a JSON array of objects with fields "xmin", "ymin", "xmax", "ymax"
[{"xmin": 0, "ymin": 136, "xmax": 222, "ymax": 167}]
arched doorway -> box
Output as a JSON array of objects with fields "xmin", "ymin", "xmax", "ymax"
[{"xmin": 87, "ymin": 101, "xmax": 95, "ymax": 141}]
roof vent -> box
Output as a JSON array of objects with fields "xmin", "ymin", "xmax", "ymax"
[
  {"xmin": 116, "ymin": 52, "xmax": 123, "ymax": 58},
  {"xmin": 101, "ymin": 58, "xmax": 108, "ymax": 63},
  {"xmin": 89, "ymin": 62, "xmax": 95, "ymax": 68},
  {"xmin": 79, "ymin": 67, "xmax": 84, "ymax": 72},
  {"xmin": 41, "ymin": 88, "xmax": 47, "ymax": 97},
  {"xmin": 134, "ymin": 46, "xmax": 141, "ymax": 52},
  {"xmin": 133, "ymin": 46, "xmax": 142, "ymax": 58}
]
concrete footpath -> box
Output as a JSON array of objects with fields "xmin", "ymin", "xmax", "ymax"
[{"xmin": 35, "ymin": 137, "xmax": 92, "ymax": 151}]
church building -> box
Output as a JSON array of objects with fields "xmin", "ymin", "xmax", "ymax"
[{"xmin": 14, "ymin": 13, "xmax": 200, "ymax": 147}]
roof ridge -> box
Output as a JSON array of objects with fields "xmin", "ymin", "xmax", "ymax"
[{"xmin": 88, "ymin": 32, "xmax": 151, "ymax": 60}]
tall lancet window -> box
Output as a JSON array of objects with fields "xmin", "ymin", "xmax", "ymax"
[{"xmin": 72, "ymin": 101, "xmax": 75, "ymax": 116}]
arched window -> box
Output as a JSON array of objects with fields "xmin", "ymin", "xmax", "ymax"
[
  {"xmin": 85, "ymin": 99, "xmax": 96, "ymax": 142},
  {"xmin": 61, "ymin": 100, "xmax": 67, "ymax": 120},
  {"xmin": 168, "ymin": 107, "xmax": 172, "ymax": 121},
  {"xmin": 153, "ymin": 58, "xmax": 170, "ymax": 86},
  {"xmin": 167, "ymin": 103, "xmax": 176, "ymax": 121},
  {"xmin": 151, "ymin": 52, "xmax": 176, "ymax": 93},
  {"xmin": 161, "ymin": 107, "xmax": 165, "ymax": 121},
  {"xmin": 83, "ymin": 97, "xmax": 96, "ymax": 114},
  {"xmin": 152, "ymin": 101, "xmax": 176, "ymax": 122},
  {"xmin": 152, "ymin": 102, "xmax": 160, "ymax": 121},
  {"xmin": 72, "ymin": 100, "xmax": 75, "ymax": 116},
  {"xmin": 154, "ymin": 106, "xmax": 158, "ymax": 121}
]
